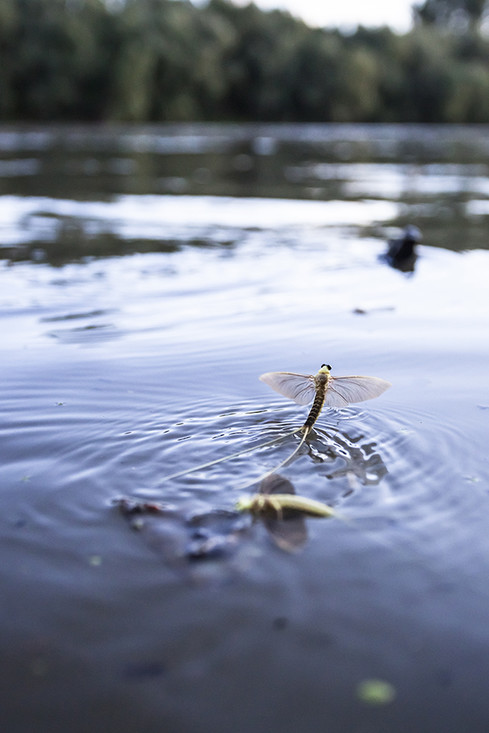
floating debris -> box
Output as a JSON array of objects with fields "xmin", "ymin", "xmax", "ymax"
[
  {"xmin": 356, "ymin": 678, "xmax": 397, "ymax": 706},
  {"xmin": 352, "ymin": 306, "xmax": 395, "ymax": 315},
  {"xmin": 114, "ymin": 496, "xmax": 250, "ymax": 576}
]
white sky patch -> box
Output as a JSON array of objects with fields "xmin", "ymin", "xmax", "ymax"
[{"xmin": 230, "ymin": 0, "xmax": 415, "ymax": 32}]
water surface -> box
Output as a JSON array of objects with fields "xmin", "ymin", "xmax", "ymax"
[{"xmin": 1, "ymin": 124, "xmax": 489, "ymax": 733}]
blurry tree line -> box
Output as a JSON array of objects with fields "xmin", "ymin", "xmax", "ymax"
[{"xmin": 1, "ymin": 0, "xmax": 489, "ymax": 122}]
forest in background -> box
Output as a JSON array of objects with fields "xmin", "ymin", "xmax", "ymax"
[{"xmin": 1, "ymin": 0, "xmax": 489, "ymax": 123}]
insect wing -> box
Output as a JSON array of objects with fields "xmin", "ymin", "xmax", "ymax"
[
  {"xmin": 259, "ymin": 474, "xmax": 307, "ymax": 552},
  {"xmin": 265, "ymin": 515, "xmax": 308, "ymax": 553},
  {"xmin": 259, "ymin": 372, "xmax": 316, "ymax": 406},
  {"xmin": 260, "ymin": 473, "xmax": 295, "ymax": 496},
  {"xmin": 326, "ymin": 376, "xmax": 391, "ymax": 407}
]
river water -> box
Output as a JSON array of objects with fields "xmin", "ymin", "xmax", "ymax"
[{"xmin": 1, "ymin": 124, "xmax": 489, "ymax": 732}]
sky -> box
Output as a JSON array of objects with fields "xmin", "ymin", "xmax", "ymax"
[{"xmin": 232, "ymin": 0, "xmax": 416, "ymax": 32}]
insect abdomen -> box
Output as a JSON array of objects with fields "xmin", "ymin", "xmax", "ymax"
[
  {"xmin": 303, "ymin": 386, "xmax": 326, "ymax": 429},
  {"xmin": 236, "ymin": 494, "xmax": 335, "ymax": 518}
]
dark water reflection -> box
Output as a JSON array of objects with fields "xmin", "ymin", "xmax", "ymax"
[
  {"xmin": 1, "ymin": 123, "xmax": 489, "ymax": 265},
  {"xmin": 1, "ymin": 124, "xmax": 489, "ymax": 733}
]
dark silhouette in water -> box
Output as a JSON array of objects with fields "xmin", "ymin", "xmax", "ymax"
[{"xmin": 384, "ymin": 225, "xmax": 422, "ymax": 272}]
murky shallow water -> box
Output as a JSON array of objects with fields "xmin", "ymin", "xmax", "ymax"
[{"xmin": 1, "ymin": 124, "xmax": 489, "ymax": 733}]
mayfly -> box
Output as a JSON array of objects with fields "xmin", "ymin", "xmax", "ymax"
[
  {"xmin": 160, "ymin": 364, "xmax": 389, "ymax": 486},
  {"xmin": 260, "ymin": 363, "xmax": 390, "ymax": 433},
  {"xmin": 237, "ymin": 492, "xmax": 335, "ymax": 519},
  {"xmin": 236, "ymin": 473, "xmax": 334, "ymax": 553},
  {"xmin": 258, "ymin": 364, "xmax": 391, "ymax": 471}
]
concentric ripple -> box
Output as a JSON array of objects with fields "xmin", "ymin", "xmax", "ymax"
[
  {"xmin": 4, "ymin": 364, "xmax": 486, "ymax": 577},
  {"xmin": 126, "ymin": 397, "xmax": 489, "ymax": 573}
]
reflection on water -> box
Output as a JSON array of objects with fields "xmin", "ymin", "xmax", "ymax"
[
  {"xmin": 308, "ymin": 424, "xmax": 388, "ymax": 489},
  {"xmin": 0, "ymin": 193, "xmax": 397, "ymax": 264},
  {"xmin": 1, "ymin": 123, "xmax": 489, "ymax": 265},
  {"xmin": 114, "ymin": 496, "xmax": 254, "ymax": 585}
]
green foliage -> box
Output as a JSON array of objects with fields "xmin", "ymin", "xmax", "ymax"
[
  {"xmin": 2, "ymin": 0, "xmax": 489, "ymax": 122},
  {"xmin": 0, "ymin": 0, "xmax": 118, "ymax": 120}
]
